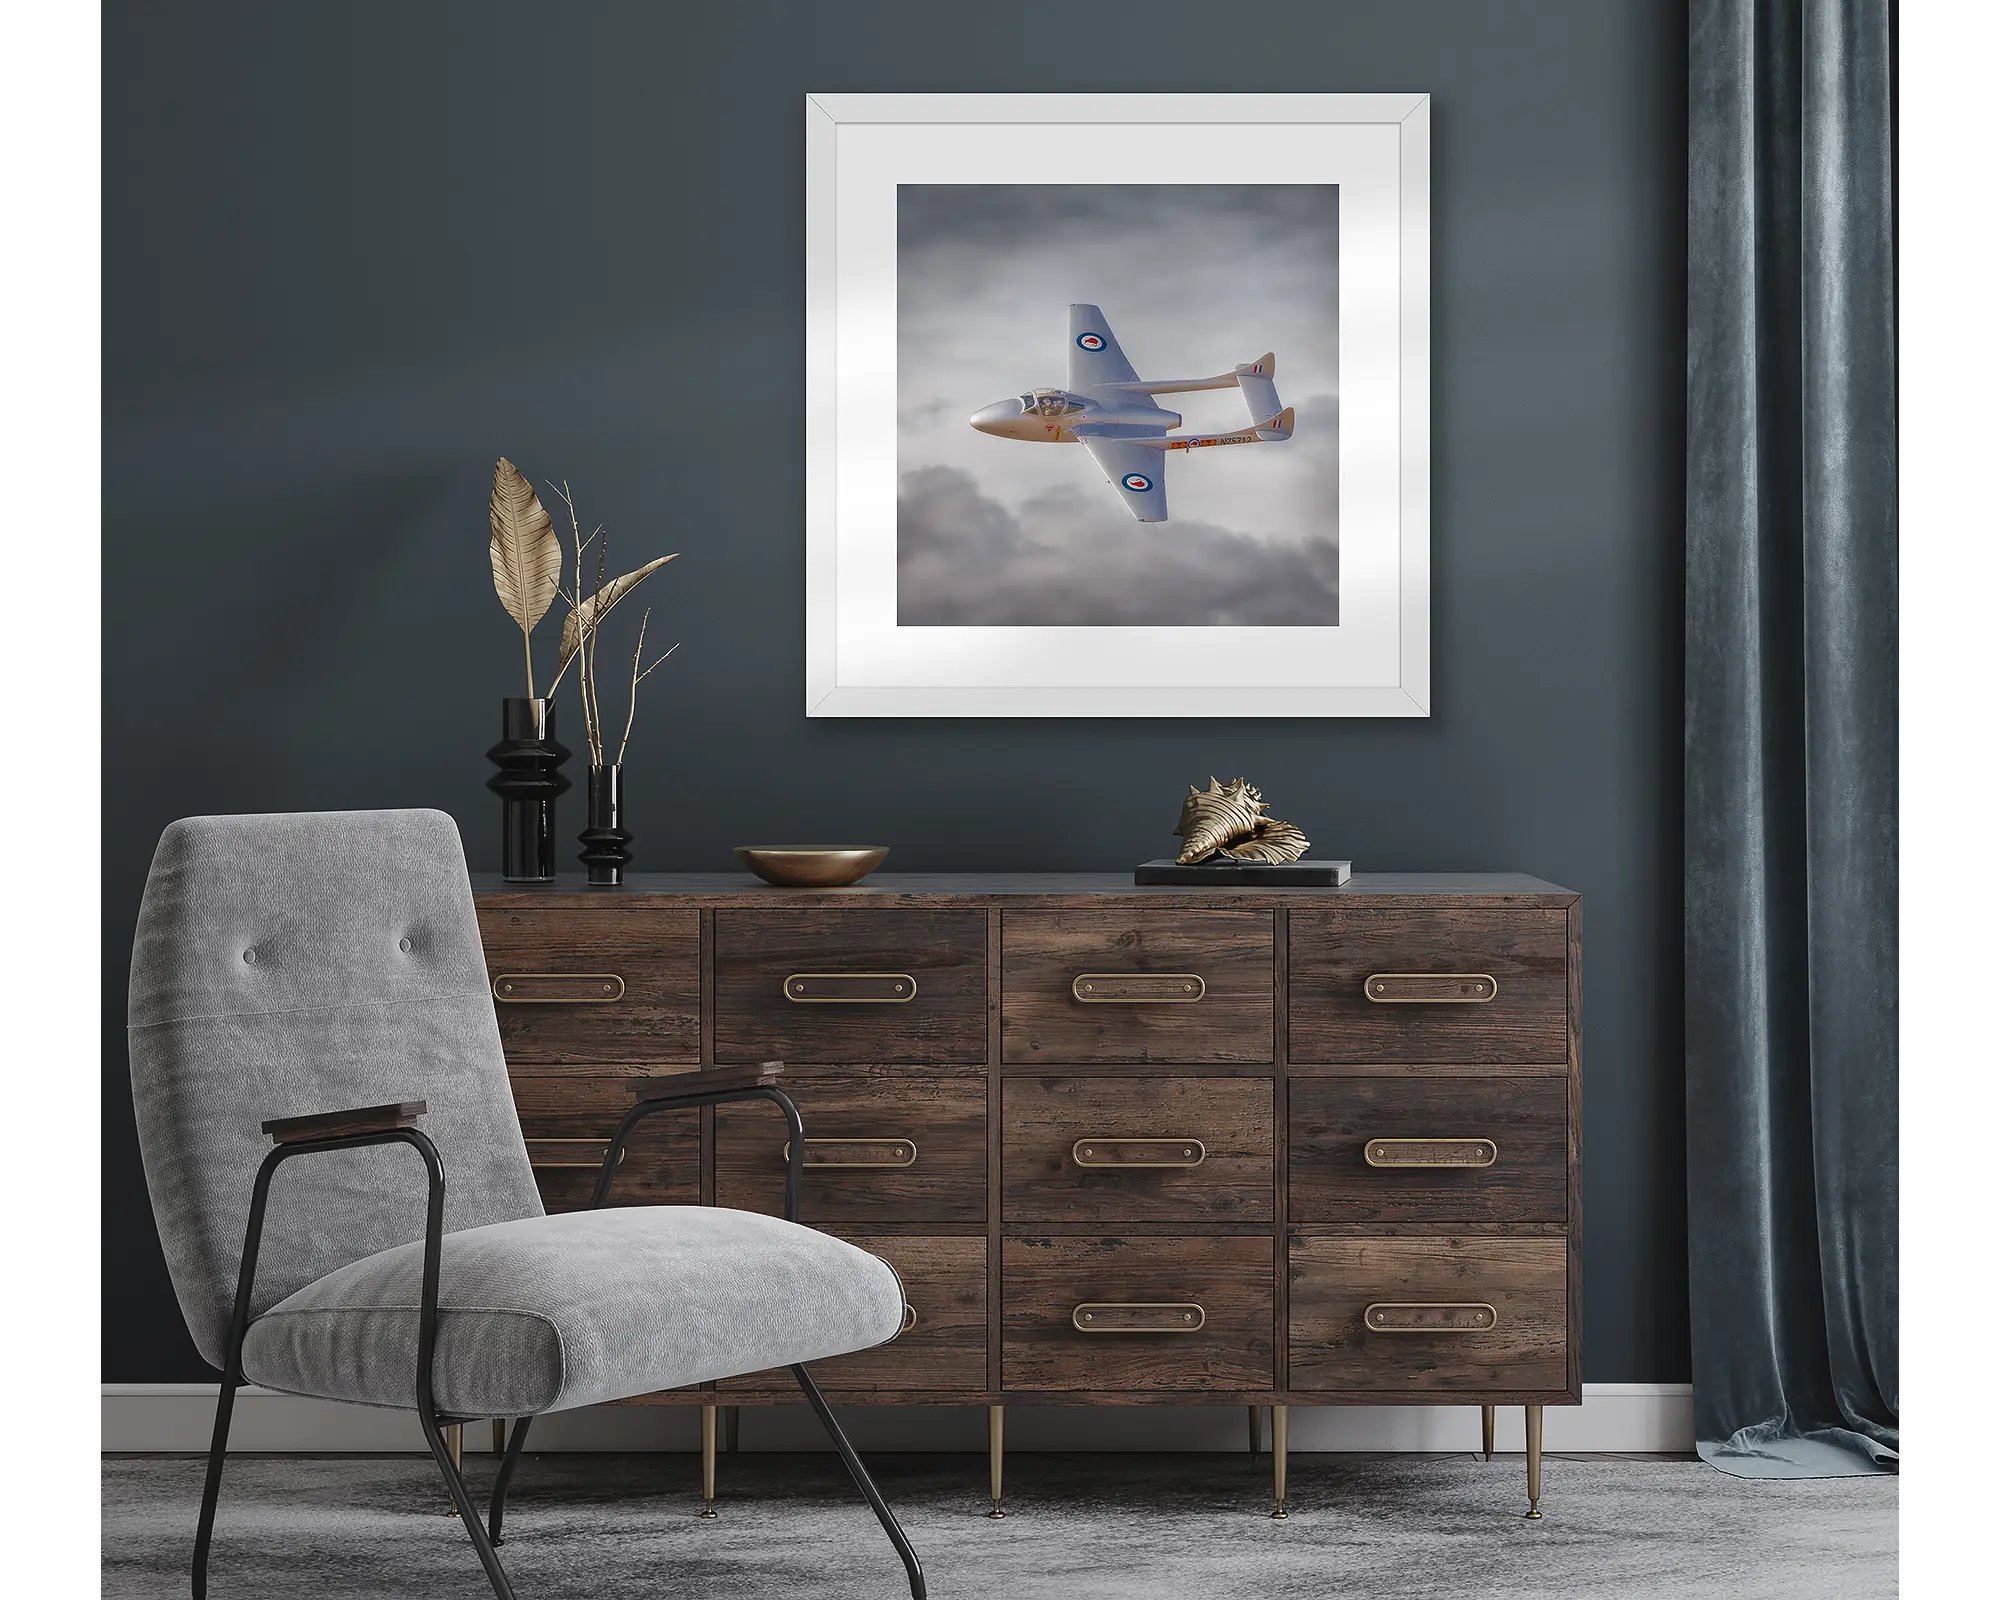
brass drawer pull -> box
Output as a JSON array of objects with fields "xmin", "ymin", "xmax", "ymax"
[
  {"xmin": 1363, "ymin": 1302, "xmax": 1499, "ymax": 1333},
  {"xmin": 1072, "ymin": 973, "xmax": 1205, "ymax": 1003},
  {"xmin": 493, "ymin": 973, "xmax": 626, "ymax": 1003},
  {"xmin": 784, "ymin": 973, "xmax": 918, "ymax": 1003},
  {"xmin": 1072, "ymin": 1138, "xmax": 1207, "ymax": 1169},
  {"xmin": 526, "ymin": 1138, "xmax": 628, "ymax": 1171},
  {"xmin": 780, "ymin": 1137, "xmax": 919, "ymax": 1168},
  {"xmin": 902, "ymin": 1303, "xmax": 918, "ymax": 1333},
  {"xmin": 1364, "ymin": 1138, "xmax": 1498, "ymax": 1168},
  {"xmin": 1072, "ymin": 1302, "xmax": 1206, "ymax": 1333},
  {"xmin": 1364, "ymin": 973, "xmax": 1497, "ymax": 1003}
]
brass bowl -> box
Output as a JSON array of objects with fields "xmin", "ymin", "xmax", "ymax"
[{"xmin": 734, "ymin": 846, "xmax": 890, "ymax": 888}]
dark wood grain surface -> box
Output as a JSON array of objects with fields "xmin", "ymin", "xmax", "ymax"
[
  {"xmin": 1289, "ymin": 908, "xmax": 1569, "ymax": 1064},
  {"xmin": 1001, "ymin": 910, "xmax": 1275, "ymax": 1064},
  {"xmin": 713, "ymin": 909, "xmax": 987, "ymax": 1064},
  {"xmin": 1002, "ymin": 1076, "xmax": 1274, "ymax": 1223},
  {"xmin": 510, "ymin": 1075, "xmax": 700, "ymax": 1211},
  {"xmin": 263, "ymin": 1101, "xmax": 426, "ymax": 1143},
  {"xmin": 1288, "ymin": 1235, "xmax": 1567, "ymax": 1392},
  {"xmin": 1002, "ymin": 1236, "xmax": 1274, "ymax": 1391},
  {"xmin": 478, "ymin": 906, "xmax": 701, "ymax": 1066},
  {"xmin": 714, "ymin": 1071, "xmax": 987, "ymax": 1222},
  {"xmin": 628, "ymin": 1061, "xmax": 783, "ymax": 1100},
  {"xmin": 1289, "ymin": 1076, "xmax": 1567, "ymax": 1223},
  {"xmin": 720, "ymin": 1236, "xmax": 987, "ymax": 1394}
]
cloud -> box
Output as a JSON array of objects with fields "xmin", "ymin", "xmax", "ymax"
[
  {"xmin": 897, "ymin": 396, "xmax": 960, "ymax": 431},
  {"xmin": 896, "ymin": 183, "xmax": 1341, "ymax": 624},
  {"xmin": 897, "ymin": 464, "xmax": 1339, "ymax": 627}
]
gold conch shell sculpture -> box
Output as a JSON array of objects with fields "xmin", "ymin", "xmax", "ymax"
[{"xmin": 1173, "ymin": 777, "xmax": 1312, "ymax": 866}]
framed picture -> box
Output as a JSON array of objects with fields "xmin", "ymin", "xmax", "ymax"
[{"xmin": 806, "ymin": 93, "xmax": 1430, "ymax": 718}]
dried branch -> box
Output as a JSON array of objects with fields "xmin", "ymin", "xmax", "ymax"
[
  {"xmin": 634, "ymin": 641, "xmax": 680, "ymax": 686},
  {"xmin": 616, "ymin": 610, "xmax": 650, "ymax": 766},
  {"xmin": 538, "ymin": 474, "xmax": 681, "ymax": 767}
]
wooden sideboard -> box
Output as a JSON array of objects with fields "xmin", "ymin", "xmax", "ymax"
[{"xmin": 471, "ymin": 872, "xmax": 1581, "ymax": 1520}]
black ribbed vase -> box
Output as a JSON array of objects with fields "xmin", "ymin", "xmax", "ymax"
[
  {"xmin": 485, "ymin": 697, "xmax": 571, "ymax": 882},
  {"xmin": 578, "ymin": 764, "xmax": 634, "ymax": 887}
]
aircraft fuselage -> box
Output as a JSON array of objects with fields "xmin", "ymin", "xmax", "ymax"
[{"xmin": 970, "ymin": 388, "xmax": 1180, "ymax": 443}]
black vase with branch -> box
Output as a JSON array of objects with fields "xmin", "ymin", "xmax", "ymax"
[
  {"xmin": 486, "ymin": 459, "xmax": 677, "ymax": 883},
  {"xmin": 548, "ymin": 479, "xmax": 679, "ymax": 887}
]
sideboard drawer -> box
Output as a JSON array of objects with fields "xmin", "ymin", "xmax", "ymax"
[
  {"xmin": 1000, "ymin": 910, "xmax": 1275, "ymax": 1064},
  {"xmin": 1002, "ymin": 1237, "xmax": 1274, "ymax": 1391},
  {"xmin": 479, "ymin": 908, "xmax": 701, "ymax": 1066},
  {"xmin": 1288, "ymin": 909, "xmax": 1569, "ymax": 1065},
  {"xmin": 510, "ymin": 1075, "xmax": 700, "ymax": 1212},
  {"xmin": 714, "ymin": 1072, "xmax": 986, "ymax": 1223},
  {"xmin": 1002, "ymin": 1076, "xmax": 1273, "ymax": 1222},
  {"xmin": 1289, "ymin": 1236, "xmax": 1567, "ymax": 1393},
  {"xmin": 714, "ymin": 909, "xmax": 987, "ymax": 1064},
  {"xmin": 720, "ymin": 1235, "xmax": 987, "ymax": 1394},
  {"xmin": 1289, "ymin": 1077, "xmax": 1567, "ymax": 1223}
]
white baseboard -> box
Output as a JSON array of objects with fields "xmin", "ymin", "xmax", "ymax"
[{"xmin": 103, "ymin": 1383, "xmax": 1692, "ymax": 1455}]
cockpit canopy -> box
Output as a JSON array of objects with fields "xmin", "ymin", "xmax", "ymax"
[{"xmin": 1018, "ymin": 389, "xmax": 1086, "ymax": 418}]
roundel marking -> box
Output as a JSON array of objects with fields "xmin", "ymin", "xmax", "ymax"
[
  {"xmin": 1076, "ymin": 332, "xmax": 1106, "ymax": 351},
  {"xmin": 1122, "ymin": 472, "xmax": 1155, "ymax": 493}
]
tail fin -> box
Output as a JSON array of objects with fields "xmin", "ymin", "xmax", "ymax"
[
  {"xmin": 1254, "ymin": 405, "xmax": 1294, "ymax": 441},
  {"xmin": 1235, "ymin": 354, "xmax": 1280, "ymax": 426}
]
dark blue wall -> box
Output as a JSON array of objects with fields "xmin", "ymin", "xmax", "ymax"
[{"xmin": 104, "ymin": 0, "xmax": 1688, "ymax": 1381}]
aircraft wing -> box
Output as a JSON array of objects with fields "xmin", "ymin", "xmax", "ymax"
[
  {"xmin": 1078, "ymin": 432, "xmax": 1169, "ymax": 522},
  {"xmin": 1069, "ymin": 304, "xmax": 1140, "ymax": 389}
]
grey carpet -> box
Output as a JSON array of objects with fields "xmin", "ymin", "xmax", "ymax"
[{"xmin": 102, "ymin": 1451, "xmax": 1895, "ymax": 1598}]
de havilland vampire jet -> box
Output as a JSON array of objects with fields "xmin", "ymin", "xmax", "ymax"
[{"xmin": 969, "ymin": 303, "xmax": 1294, "ymax": 523}]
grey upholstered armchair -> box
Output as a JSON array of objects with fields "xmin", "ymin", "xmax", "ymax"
[{"xmin": 127, "ymin": 809, "xmax": 924, "ymax": 1599}]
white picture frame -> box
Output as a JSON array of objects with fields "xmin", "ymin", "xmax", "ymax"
[{"xmin": 806, "ymin": 93, "xmax": 1431, "ymax": 718}]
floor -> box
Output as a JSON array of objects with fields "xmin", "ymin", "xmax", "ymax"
[{"xmin": 102, "ymin": 1450, "xmax": 1897, "ymax": 1598}]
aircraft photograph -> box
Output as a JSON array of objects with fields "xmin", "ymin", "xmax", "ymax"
[
  {"xmin": 968, "ymin": 303, "xmax": 1296, "ymax": 525},
  {"xmin": 897, "ymin": 183, "xmax": 1341, "ymax": 628}
]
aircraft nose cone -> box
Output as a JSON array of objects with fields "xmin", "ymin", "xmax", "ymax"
[{"xmin": 970, "ymin": 401, "xmax": 1017, "ymax": 435}]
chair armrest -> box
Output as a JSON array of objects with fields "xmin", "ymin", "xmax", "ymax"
[
  {"xmin": 263, "ymin": 1101, "xmax": 429, "ymax": 1145},
  {"xmin": 627, "ymin": 1063, "xmax": 782, "ymax": 1105},
  {"xmin": 595, "ymin": 1062, "xmax": 801, "ymax": 1217},
  {"xmin": 224, "ymin": 1115, "xmax": 455, "ymax": 1423}
]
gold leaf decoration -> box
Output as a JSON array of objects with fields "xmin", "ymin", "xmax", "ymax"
[
  {"xmin": 554, "ymin": 554, "xmax": 679, "ymax": 682},
  {"xmin": 1174, "ymin": 776, "xmax": 1269, "ymax": 864},
  {"xmin": 488, "ymin": 458, "xmax": 562, "ymax": 635},
  {"xmin": 1219, "ymin": 818, "xmax": 1311, "ymax": 864}
]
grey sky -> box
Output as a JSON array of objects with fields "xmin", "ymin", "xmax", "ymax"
[{"xmin": 897, "ymin": 184, "xmax": 1339, "ymax": 627}]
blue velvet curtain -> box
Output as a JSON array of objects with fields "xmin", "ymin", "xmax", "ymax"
[{"xmin": 1685, "ymin": 0, "xmax": 1897, "ymax": 1477}]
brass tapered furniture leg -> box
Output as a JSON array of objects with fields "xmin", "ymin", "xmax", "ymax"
[
  {"xmin": 1270, "ymin": 1405, "xmax": 1289, "ymax": 1520},
  {"xmin": 700, "ymin": 1404, "xmax": 719, "ymax": 1518},
  {"xmin": 1481, "ymin": 1404, "xmax": 1495, "ymax": 1461},
  {"xmin": 987, "ymin": 1406, "xmax": 1006, "ymax": 1518},
  {"xmin": 700, "ymin": 1408, "xmax": 724, "ymax": 1520},
  {"xmin": 442, "ymin": 1423, "xmax": 464, "ymax": 1516},
  {"xmin": 1524, "ymin": 1405, "xmax": 1543, "ymax": 1519},
  {"xmin": 491, "ymin": 1419, "xmax": 507, "ymax": 1457},
  {"xmin": 1247, "ymin": 1405, "xmax": 1262, "ymax": 1455}
]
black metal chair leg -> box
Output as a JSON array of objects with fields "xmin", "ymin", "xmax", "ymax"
[
  {"xmin": 791, "ymin": 1365, "xmax": 926, "ymax": 1600},
  {"xmin": 487, "ymin": 1416, "xmax": 534, "ymax": 1546},
  {"xmin": 191, "ymin": 1370, "xmax": 241, "ymax": 1599},
  {"xmin": 419, "ymin": 1402, "xmax": 517, "ymax": 1600}
]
